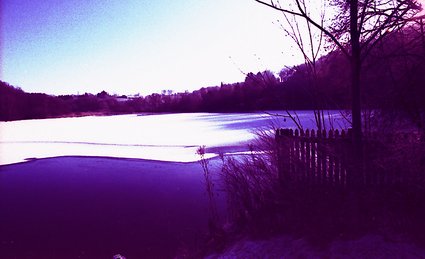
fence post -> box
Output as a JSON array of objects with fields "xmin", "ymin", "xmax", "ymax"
[
  {"xmin": 317, "ymin": 129, "xmax": 322, "ymax": 183},
  {"xmin": 311, "ymin": 129, "xmax": 317, "ymax": 183},
  {"xmin": 300, "ymin": 129, "xmax": 306, "ymax": 181},
  {"xmin": 321, "ymin": 129, "xmax": 328, "ymax": 183},
  {"xmin": 305, "ymin": 129, "xmax": 311, "ymax": 183},
  {"xmin": 295, "ymin": 129, "xmax": 300, "ymax": 180},
  {"xmin": 334, "ymin": 129, "xmax": 341, "ymax": 186},
  {"xmin": 289, "ymin": 129, "xmax": 294, "ymax": 178},
  {"xmin": 341, "ymin": 129, "xmax": 348, "ymax": 186},
  {"xmin": 276, "ymin": 129, "xmax": 291, "ymax": 185},
  {"xmin": 328, "ymin": 129, "xmax": 335, "ymax": 185}
]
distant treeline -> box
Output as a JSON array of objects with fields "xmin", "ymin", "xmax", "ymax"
[
  {"xmin": 0, "ymin": 67, "xmax": 347, "ymax": 121},
  {"xmin": 1, "ymin": 26, "xmax": 424, "ymax": 122}
]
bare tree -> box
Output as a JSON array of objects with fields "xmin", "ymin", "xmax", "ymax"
[
  {"xmin": 274, "ymin": 0, "xmax": 329, "ymax": 131},
  {"xmin": 255, "ymin": 0, "xmax": 423, "ymax": 153}
]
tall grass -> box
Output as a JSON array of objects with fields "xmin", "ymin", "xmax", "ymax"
[
  {"xmin": 219, "ymin": 128, "xmax": 285, "ymax": 236},
  {"xmin": 217, "ymin": 126, "xmax": 425, "ymax": 247},
  {"xmin": 196, "ymin": 146, "xmax": 227, "ymax": 255}
]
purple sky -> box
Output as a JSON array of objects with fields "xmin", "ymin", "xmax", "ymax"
[
  {"xmin": 3, "ymin": 1, "xmax": 422, "ymax": 96},
  {"xmin": 1, "ymin": 0, "xmax": 303, "ymax": 96},
  {"xmin": 1, "ymin": 0, "xmax": 300, "ymax": 94}
]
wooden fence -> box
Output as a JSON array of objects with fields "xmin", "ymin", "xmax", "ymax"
[
  {"xmin": 276, "ymin": 128, "xmax": 353, "ymax": 187},
  {"xmin": 275, "ymin": 128, "xmax": 422, "ymax": 187}
]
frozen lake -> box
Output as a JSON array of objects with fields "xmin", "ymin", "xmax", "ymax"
[
  {"xmin": 0, "ymin": 111, "xmax": 349, "ymax": 165},
  {"xmin": 0, "ymin": 111, "xmax": 350, "ymax": 257}
]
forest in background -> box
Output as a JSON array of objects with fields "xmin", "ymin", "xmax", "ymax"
[{"xmin": 1, "ymin": 25, "xmax": 424, "ymax": 122}]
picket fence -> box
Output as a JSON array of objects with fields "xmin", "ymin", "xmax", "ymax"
[{"xmin": 275, "ymin": 128, "xmax": 420, "ymax": 187}]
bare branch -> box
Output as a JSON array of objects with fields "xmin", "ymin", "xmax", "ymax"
[{"xmin": 254, "ymin": 0, "xmax": 350, "ymax": 57}]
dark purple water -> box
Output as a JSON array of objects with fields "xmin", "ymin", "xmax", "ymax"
[{"xmin": 0, "ymin": 157, "xmax": 222, "ymax": 258}]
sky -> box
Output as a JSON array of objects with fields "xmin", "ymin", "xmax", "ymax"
[
  {"xmin": 0, "ymin": 0, "xmax": 303, "ymax": 96},
  {"xmin": 2, "ymin": 1, "xmax": 423, "ymax": 96}
]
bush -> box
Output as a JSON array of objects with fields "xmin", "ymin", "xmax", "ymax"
[{"xmin": 218, "ymin": 127, "xmax": 425, "ymax": 247}]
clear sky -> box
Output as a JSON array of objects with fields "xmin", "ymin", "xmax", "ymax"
[
  {"xmin": 4, "ymin": 1, "xmax": 422, "ymax": 96},
  {"xmin": 1, "ymin": 0, "xmax": 303, "ymax": 96}
]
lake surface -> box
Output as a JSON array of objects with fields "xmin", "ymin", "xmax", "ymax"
[
  {"xmin": 0, "ymin": 112, "xmax": 349, "ymax": 258},
  {"xmin": 0, "ymin": 157, "xmax": 224, "ymax": 258},
  {"xmin": 0, "ymin": 111, "xmax": 349, "ymax": 165}
]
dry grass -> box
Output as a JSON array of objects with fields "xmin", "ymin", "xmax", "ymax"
[{"xmin": 216, "ymin": 127, "xmax": 425, "ymax": 249}]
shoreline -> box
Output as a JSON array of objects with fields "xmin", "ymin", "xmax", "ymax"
[
  {"xmin": 0, "ymin": 155, "xmax": 209, "ymax": 167},
  {"xmin": 0, "ymin": 110, "xmax": 273, "ymax": 123},
  {"xmin": 0, "ymin": 142, "xmax": 253, "ymax": 166},
  {"xmin": 0, "ymin": 142, "xmax": 225, "ymax": 166}
]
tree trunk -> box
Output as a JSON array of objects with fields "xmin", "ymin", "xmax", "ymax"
[
  {"xmin": 350, "ymin": 0, "xmax": 362, "ymax": 153},
  {"xmin": 350, "ymin": 0, "xmax": 364, "ymax": 186}
]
